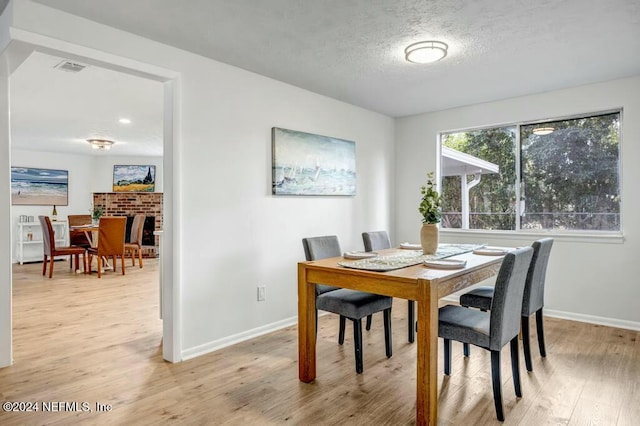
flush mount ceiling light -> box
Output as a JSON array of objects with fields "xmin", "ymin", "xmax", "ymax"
[
  {"xmin": 87, "ymin": 139, "xmax": 115, "ymax": 151},
  {"xmin": 405, "ymin": 40, "xmax": 448, "ymax": 64},
  {"xmin": 532, "ymin": 127, "xmax": 555, "ymax": 135},
  {"xmin": 118, "ymin": 118, "xmax": 131, "ymax": 124}
]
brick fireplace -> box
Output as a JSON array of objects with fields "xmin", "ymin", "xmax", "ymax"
[{"xmin": 93, "ymin": 192, "xmax": 163, "ymax": 256}]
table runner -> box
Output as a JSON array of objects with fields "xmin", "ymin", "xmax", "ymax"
[{"xmin": 337, "ymin": 243, "xmax": 485, "ymax": 271}]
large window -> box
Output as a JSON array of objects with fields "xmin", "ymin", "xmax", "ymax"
[{"xmin": 440, "ymin": 111, "xmax": 620, "ymax": 232}]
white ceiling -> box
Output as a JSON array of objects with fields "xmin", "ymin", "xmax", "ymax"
[
  {"xmin": 11, "ymin": 51, "xmax": 164, "ymax": 157},
  {"xmin": 33, "ymin": 0, "xmax": 640, "ymax": 118},
  {"xmin": 11, "ymin": 1, "xmax": 640, "ymax": 158}
]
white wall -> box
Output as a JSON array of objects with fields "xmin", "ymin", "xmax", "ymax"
[
  {"xmin": 9, "ymin": 149, "xmax": 163, "ymax": 263},
  {"xmin": 0, "ymin": 38, "xmax": 13, "ymax": 367},
  {"xmin": 395, "ymin": 76, "xmax": 640, "ymax": 327},
  {"xmin": 3, "ymin": 1, "xmax": 395, "ymax": 358}
]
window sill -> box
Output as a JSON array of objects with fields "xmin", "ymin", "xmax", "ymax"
[{"xmin": 440, "ymin": 228, "xmax": 625, "ymax": 244}]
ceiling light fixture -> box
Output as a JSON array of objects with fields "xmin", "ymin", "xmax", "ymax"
[
  {"xmin": 87, "ymin": 139, "xmax": 115, "ymax": 151},
  {"xmin": 405, "ymin": 40, "xmax": 448, "ymax": 64},
  {"xmin": 118, "ymin": 118, "xmax": 131, "ymax": 124},
  {"xmin": 532, "ymin": 127, "xmax": 555, "ymax": 136}
]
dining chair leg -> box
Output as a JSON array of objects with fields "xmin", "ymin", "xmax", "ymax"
[
  {"xmin": 353, "ymin": 319, "xmax": 363, "ymax": 374},
  {"xmin": 138, "ymin": 248, "xmax": 143, "ymax": 268},
  {"xmin": 69, "ymin": 254, "xmax": 73, "ymax": 269},
  {"xmin": 338, "ymin": 315, "xmax": 346, "ymax": 345},
  {"xmin": 82, "ymin": 253, "xmax": 87, "ymax": 274},
  {"xmin": 383, "ymin": 308, "xmax": 392, "ymax": 358},
  {"xmin": 521, "ymin": 314, "xmax": 533, "ymax": 372},
  {"xmin": 443, "ymin": 338, "xmax": 452, "ymax": 375},
  {"xmin": 510, "ymin": 337, "xmax": 522, "ymax": 397},
  {"xmin": 48, "ymin": 256, "xmax": 54, "ymax": 278},
  {"xmin": 490, "ymin": 350, "xmax": 504, "ymax": 422},
  {"xmin": 408, "ymin": 300, "xmax": 415, "ymax": 343},
  {"xmin": 365, "ymin": 314, "xmax": 372, "ymax": 331},
  {"xmin": 536, "ymin": 309, "xmax": 547, "ymax": 357},
  {"xmin": 121, "ymin": 255, "xmax": 125, "ymax": 275},
  {"xmin": 97, "ymin": 256, "xmax": 102, "ymax": 278},
  {"xmin": 131, "ymin": 250, "xmax": 135, "ymax": 266},
  {"xmin": 463, "ymin": 342, "xmax": 470, "ymax": 357},
  {"xmin": 42, "ymin": 255, "xmax": 48, "ymax": 276}
]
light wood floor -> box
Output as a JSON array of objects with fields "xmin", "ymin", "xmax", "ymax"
[{"xmin": 1, "ymin": 259, "xmax": 639, "ymax": 425}]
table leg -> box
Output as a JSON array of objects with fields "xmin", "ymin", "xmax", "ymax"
[
  {"xmin": 298, "ymin": 263, "xmax": 316, "ymax": 382},
  {"xmin": 408, "ymin": 300, "xmax": 415, "ymax": 343},
  {"xmin": 416, "ymin": 278, "xmax": 439, "ymax": 425}
]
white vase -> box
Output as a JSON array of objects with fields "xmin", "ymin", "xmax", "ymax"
[{"xmin": 420, "ymin": 223, "xmax": 439, "ymax": 255}]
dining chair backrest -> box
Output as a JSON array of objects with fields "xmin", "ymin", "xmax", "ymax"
[
  {"xmin": 130, "ymin": 214, "xmax": 146, "ymax": 245},
  {"xmin": 97, "ymin": 217, "xmax": 127, "ymax": 256},
  {"xmin": 302, "ymin": 235, "xmax": 341, "ymax": 295},
  {"xmin": 488, "ymin": 247, "xmax": 534, "ymax": 351},
  {"xmin": 362, "ymin": 231, "xmax": 391, "ymax": 252},
  {"xmin": 38, "ymin": 215, "xmax": 55, "ymax": 256},
  {"xmin": 522, "ymin": 238, "xmax": 554, "ymax": 316},
  {"xmin": 68, "ymin": 214, "xmax": 92, "ymax": 246}
]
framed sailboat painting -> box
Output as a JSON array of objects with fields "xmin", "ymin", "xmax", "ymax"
[{"xmin": 271, "ymin": 127, "xmax": 356, "ymax": 196}]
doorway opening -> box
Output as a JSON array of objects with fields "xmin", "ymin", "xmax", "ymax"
[{"xmin": 1, "ymin": 38, "xmax": 179, "ymax": 367}]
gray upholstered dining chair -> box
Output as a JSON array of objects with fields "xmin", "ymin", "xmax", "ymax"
[
  {"xmin": 302, "ymin": 235, "xmax": 393, "ymax": 374},
  {"xmin": 459, "ymin": 238, "xmax": 554, "ymax": 371},
  {"xmin": 362, "ymin": 230, "xmax": 419, "ymax": 345},
  {"xmin": 439, "ymin": 246, "xmax": 534, "ymax": 422}
]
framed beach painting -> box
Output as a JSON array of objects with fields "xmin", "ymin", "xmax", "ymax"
[
  {"xmin": 272, "ymin": 127, "xmax": 356, "ymax": 196},
  {"xmin": 11, "ymin": 167, "xmax": 68, "ymax": 206},
  {"xmin": 113, "ymin": 165, "xmax": 156, "ymax": 192}
]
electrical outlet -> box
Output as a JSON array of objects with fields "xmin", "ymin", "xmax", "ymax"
[{"xmin": 257, "ymin": 286, "xmax": 266, "ymax": 301}]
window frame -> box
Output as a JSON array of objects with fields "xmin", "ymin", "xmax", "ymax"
[{"xmin": 437, "ymin": 108, "xmax": 624, "ymax": 243}]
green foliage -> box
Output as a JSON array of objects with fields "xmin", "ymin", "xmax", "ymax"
[
  {"xmin": 91, "ymin": 205, "xmax": 104, "ymax": 221},
  {"xmin": 520, "ymin": 113, "xmax": 619, "ymax": 230},
  {"xmin": 442, "ymin": 127, "xmax": 517, "ymax": 230},
  {"xmin": 419, "ymin": 172, "xmax": 442, "ymax": 224}
]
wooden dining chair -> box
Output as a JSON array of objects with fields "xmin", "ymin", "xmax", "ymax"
[
  {"xmin": 124, "ymin": 214, "xmax": 145, "ymax": 268},
  {"xmin": 68, "ymin": 214, "xmax": 92, "ymax": 270},
  {"xmin": 438, "ymin": 247, "xmax": 534, "ymax": 422},
  {"xmin": 38, "ymin": 216, "xmax": 87, "ymax": 278},
  {"xmin": 459, "ymin": 238, "xmax": 554, "ymax": 371},
  {"xmin": 362, "ymin": 230, "xmax": 418, "ymax": 343},
  {"xmin": 87, "ymin": 217, "xmax": 127, "ymax": 278},
  {"xmin": 303, "ymin": 235, "xmax": 392, "ymax": 374}
]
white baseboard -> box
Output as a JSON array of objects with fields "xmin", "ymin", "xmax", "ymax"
[
  {"xmin": 544, "ymin": 309, "xmax": 640, "ymax": 331},
  {"xmin": 442, "ymin": 295, "xmax": 640, "ymax": 331},
  {"xmin": 181, "ymin": 304, "xmax": 640, "ymax": 361},
  {"xmin": 181, "ymin": 316, "xmax": 298, "ymax": 361}
]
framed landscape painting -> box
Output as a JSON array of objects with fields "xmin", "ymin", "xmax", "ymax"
[
  {"xmin": 11, "ymin": 167, "xmax": 69, "ymax": 206},
  {"xmin": 113, "ymin": 165, "xmax": 156, "ymax": 192},
  {"xmin": 272, "ymin": 127, "xmax": 356, "ymax": 196}
]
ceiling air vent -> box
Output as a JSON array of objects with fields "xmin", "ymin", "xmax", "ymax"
[{"xmin": 54, "ymin": 60, "xmax": 88, "ymax": 73}]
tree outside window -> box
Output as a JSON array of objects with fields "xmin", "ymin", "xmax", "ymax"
[{"xmin": 440, "ymin": 111, "xmax": 620, "ymax": 232}]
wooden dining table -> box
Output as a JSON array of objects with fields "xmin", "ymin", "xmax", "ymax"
[{"xmin": 297, "ymin": 247, "xmax": 505, "ymax": 425}]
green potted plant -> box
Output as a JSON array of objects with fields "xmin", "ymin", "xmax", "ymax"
[
  {"xmin": 91, "ymin": 205, "xmax": 104, "ymax": 225},
  {"xmin": 418, "ymin": 172, "xmax": 441, "ymax": 254}
]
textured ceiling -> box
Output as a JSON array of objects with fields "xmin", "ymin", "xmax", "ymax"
[
  {"xmin": 33, "ymin": 0, "xmax": 640, "ymax": 117},
  {"xmin": 11, "ymin": 52, "xmax": 163, "ymax": 156}
]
